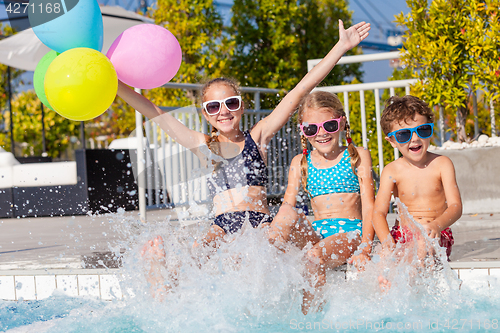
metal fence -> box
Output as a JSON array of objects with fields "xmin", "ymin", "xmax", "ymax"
[
  {"xmin": 133, "ymin": 78, "xmax": 419, "ymax": 220},
  {"xmin": 131, "ymin": 51, "xmax": 498, "ymax": 220},
  {"xmin": 136, "ymin": 106, "xmax": 301, "ymax": 213}
]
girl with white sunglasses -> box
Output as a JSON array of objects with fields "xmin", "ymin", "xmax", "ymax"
[{"xmin": 267, "ymin": 91, "xmax": 375, "ymax": 314}]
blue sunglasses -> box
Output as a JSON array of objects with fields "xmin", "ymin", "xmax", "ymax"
[{"xmin": 387, "ymin": 123, "xmax": 434, "ymax": 144}]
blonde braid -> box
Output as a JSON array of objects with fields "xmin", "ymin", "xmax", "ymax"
[
  {"xmin": 345, "ymin": 121, "xmax": 360, "ymax": 175},
  {"xmin": 206, "ymin": 127, "xmax": 222, "ymax": 170},
  {"xmin": 300, "ymin": 135, "xmax": 310, "ymax": 197},
  {"xmin": 206, "ymin": 126, "xmax": 220, "ymax": 155}
]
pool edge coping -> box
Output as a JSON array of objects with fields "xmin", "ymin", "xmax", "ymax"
[{"xmin": 1, "ymin": 261, "xmax": 499, "ymax": 276}]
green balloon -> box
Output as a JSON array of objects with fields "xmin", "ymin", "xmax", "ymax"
[{"xmin": 34, "ymin": 50, "xmax": 58, "ymax": 110}]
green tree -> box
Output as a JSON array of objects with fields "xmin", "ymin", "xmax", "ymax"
[
  {"xmin": 230, "ymin": 0, "xmax": 363, "ymax": 109},
  {"xmin": 1, "ymin": 24, "xmax": 30, "ymax": 151},
  {"xmin": 143, "ymin": 0, "xmax": 230, "ymax": 109},
  {"xmin": 471, "ymin": 0, "xmax": 500, "ymax": 137},
  {"xmin": 395, "ymin": 0, "xmax": 500, "ymax": 142},
  {"xmin": 0, "ymin": 90, "xmax": 80, "ymax": 158},
  {"xmin": 85, "ymin": 96, "xmax": 138, "ymax": 146},
  {"xmin": 337, "ymin": 79, "xmax": 397, "ymax": 178},
  {"xmin": 464, "ymin": 92, "xmax": 499, "ymax": 138}
]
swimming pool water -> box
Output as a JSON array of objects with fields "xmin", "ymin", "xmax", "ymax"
[{"xmin": 1, "ymin": 209, "xmax": 499, "ymax": 332}]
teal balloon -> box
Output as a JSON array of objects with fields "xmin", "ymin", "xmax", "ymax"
[
  {"xmin": 29, "ymin": 0, "xmax": 103, "ymax": 53},
  {"xmin": 34, "ymin": 50, "xmax": 58, "ymax": 110}
]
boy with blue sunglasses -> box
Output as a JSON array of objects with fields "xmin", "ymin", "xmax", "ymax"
[{"xmin": 372, "ymin": 95, "xmax": 462, "ymax": 264}]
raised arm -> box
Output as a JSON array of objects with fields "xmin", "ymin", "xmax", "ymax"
[
  {"xmin": 267, "ymin": 154, "xmax": 306, "ymax": 245},
  {"xmin": 425, "ymin": 156, "xmax": 462, "ymax": 238},
  {"xmin": 252, "ymin": 20, "xmax": 371, "ymax": 147},
  {"xmin": 372, "ymin": 164, "xmax": 397, "ymax": 248},
  {"xmin": 117, "ymin": 81, "xmax": 206, "ymax": 150},
  {"xmin": 281, "ymin": 155, "xmax": 304, "ymax": 208}
]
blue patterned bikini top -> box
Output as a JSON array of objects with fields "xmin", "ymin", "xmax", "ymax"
[
  {"xmin": 307, "ymin": 149, "xmax": 360, "ymax": 198},
  {"xmin": 207, "ymin": 130, "xmax": 268, "ymax": 196}
]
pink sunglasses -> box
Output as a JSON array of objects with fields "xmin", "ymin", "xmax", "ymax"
[{"xmin": 299, "ymin": 117, "xmax": 342, "ymax": 137}]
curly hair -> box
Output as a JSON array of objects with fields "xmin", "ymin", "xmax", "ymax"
[{"xmin": 380, "ymin": 95, "xmax": 434, "ymax": 135}]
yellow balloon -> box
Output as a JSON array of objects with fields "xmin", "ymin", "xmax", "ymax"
[{"xmin": 45, "ymin": 48, "xmax": 117, "ymax": 121}]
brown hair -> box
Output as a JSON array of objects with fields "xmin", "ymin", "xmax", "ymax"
[
  {"xmin": 200, "ymin": 77, "xmax": 242, "ymax": 155},
  {"xmin": 298, "ymin": 91, "xmax": 360, "ymax": 196},
  {"xmin": 380, "ymin": 95, "xmax": 435, "ymax": 135}
]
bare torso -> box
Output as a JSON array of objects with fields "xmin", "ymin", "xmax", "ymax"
[
  {"xmin": 391, "ymin": 153, "xmax": 448, "ymax": 225},
  {"xmin": 307, "ymin": 149, "xmax": 363, "ymax": 221},
  {"xmin": 213, "ymin": 186, "xmax": 270, "ymax": 215}
]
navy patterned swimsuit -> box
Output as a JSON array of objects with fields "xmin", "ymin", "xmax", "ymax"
[{"xmin": 207, "ymin": 130, "xmax": 272, "ymax": 233}]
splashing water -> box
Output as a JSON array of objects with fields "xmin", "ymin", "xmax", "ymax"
[{"xmin": 1, "ymin": 203, "xmax": 499, "ymax": 332}]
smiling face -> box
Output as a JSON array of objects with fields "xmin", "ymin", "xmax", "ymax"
[
  {"xmin": 202, "ymin": 82, "xmax": 244, "ymax": 134},
  {"xmin": 386, "ymin": 113, "xmax": 431, "ymax": 164},
  {"xmin": 301, "ymin": 107, "xmax": 345, "ymax": 155}
]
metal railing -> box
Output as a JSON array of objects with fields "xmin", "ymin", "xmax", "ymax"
[
  {"xmin": 133, "ymin": 77, "xmax": 418, "ymax": 221},
  {"xmin": 314, "ymin": 79, "xmax": 417, "ymax": 173},
  {"xmin": 131, "ymin": 51, "xmax": 498, "ymax": 221},
  {"xmin": 133, "ymin": 84, "xmax": 302, "ymax": 220}
]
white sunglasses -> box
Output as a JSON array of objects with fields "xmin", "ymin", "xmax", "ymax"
[{"xmin": 202, "ymin": 96, "xmax": 242, "ymax": 115}]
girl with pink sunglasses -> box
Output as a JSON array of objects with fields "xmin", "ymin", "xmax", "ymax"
[{"xmin": 267, "ymin": 91, "xmax": 375, "ymax": 314}]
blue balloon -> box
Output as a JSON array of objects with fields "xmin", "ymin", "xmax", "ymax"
[{"xmin": 29, "ymin": 0, "xmax": 103, "ymax": 53}]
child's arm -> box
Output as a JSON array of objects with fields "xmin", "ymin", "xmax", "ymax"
[
  {"xmin": 266, "ymin": 155, "xmax": 305, "ymax": 243},
  {"xmin": 349, "ymin": 148, "xmax": 375, "ymax": 266},
  {"xmin": 117, "ymin": 81, "xmax": 207, "ymax": 150},
  {"xmin": 281, "ymin": 155, "xmax": 304, "ymax": 208},
  {"xmin": 372, "ymin": 163, "xmax": 397, "ymax": 248},
  {"xmin": 423, "ymin": 156, "xmax": 462, "ymax": 238},
  {"xmin": 252, "ymin": 20, "xmax": 371, "ymax": 146}
]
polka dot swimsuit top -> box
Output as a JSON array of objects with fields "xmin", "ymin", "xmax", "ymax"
[{"xmin": 307, "ymin": 149, "xmax": 360, "ymax": 198}]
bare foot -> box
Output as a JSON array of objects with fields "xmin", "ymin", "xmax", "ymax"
[
  {"xmin": 141, "ymin": 236, "xmax": 170, "ymax": 299},
  {"xmin": 378, "ymin": 275, "xmax": 391, "ymax": 293},
  {"xmin": 302, "ymin": 290, "xmax": 314, "ymax": 315}
]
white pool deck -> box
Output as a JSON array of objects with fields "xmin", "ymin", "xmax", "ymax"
[{"xmin": 1, "ymin": 209, "xmax": 499, "ymax": 301}]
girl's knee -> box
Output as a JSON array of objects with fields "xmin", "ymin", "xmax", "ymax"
[
  {"xmin": 270, "ymin": 206, "xmax": 298, "ymax": 234},
  {"xmin": 306, "ymin": 248, "xmax": 326, "ymax": 267},
  {"xmin": 276, "ymin": 204, "xmax": 299, "ymax": 221}
]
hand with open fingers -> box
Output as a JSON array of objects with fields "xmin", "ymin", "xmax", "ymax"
[
  {"xmin": 338, "ymin": 20, "xmax": 371, "ymax": 51},
  {"xmin": 141, "ymin": 235, "xmax": 166, "ymax": 263},
  {"xmin": 423, "ymin": 223, "xmax": 441, "ymax": 239},
  {"xmin": 348, "ymin": 252, "xmax": 370, "ymax": 271}
]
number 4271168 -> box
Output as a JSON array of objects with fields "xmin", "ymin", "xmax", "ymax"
[{"xmin": 5, "ymin": 2, "xmax": 62, "ymax": 14}]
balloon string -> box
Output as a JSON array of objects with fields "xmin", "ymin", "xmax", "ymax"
[{"xmin": 60, "ymin": 0, "xmax": 68, "ymax": 13}]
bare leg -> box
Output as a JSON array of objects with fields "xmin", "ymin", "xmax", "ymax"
[
  {"xmin": 302, "ymin": 233, "xmax": 361, "ymax": 315},
  {"xmin": 267, "ymin": 204, "xmax": 320, "ymax": 250},
  {"xmin": 141, "ymin": 235, "xmax": 172, "ymax": 299},
  {"xmin": 193, "ymin": 224, "xmax": 226, "ymax": 248}
]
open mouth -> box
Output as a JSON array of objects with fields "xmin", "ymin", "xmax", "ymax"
[
  {"xmin": 316, "ymin": 137, "xmax": 332, "ymax": 145},
  {"xmin": 409, "ymin": 145, "xmax": 422, "ymax": 153}
]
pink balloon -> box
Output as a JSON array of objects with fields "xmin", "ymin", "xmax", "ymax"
[{"xmin": 107, "ymin": 24, "xmax": 182, "ymax": 89}]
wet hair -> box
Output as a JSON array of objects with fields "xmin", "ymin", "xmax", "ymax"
[
  {"xmin": 380, "ymin": 95, "xmax": 435, "ymax": 135},
  {"xmin": 200, "ymin": 77, "xmax": 242, "ymax": 156},
  {"xmin": 297, "ymin": 91, "xmax": 360, "ymax": 197}
]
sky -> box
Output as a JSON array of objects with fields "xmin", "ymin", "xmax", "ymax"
[
  {"xmin": 0, "ymin": 0, "xmax": 411, "ymax": 86},
  {"xmin": 349, "ymin": 0, "xmax": 410, "ymax": 82}
]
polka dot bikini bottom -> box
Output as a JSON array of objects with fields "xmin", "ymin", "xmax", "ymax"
[{"xmin": 311, "ymin": 218, "xmax": 362, "ymax": 239}]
